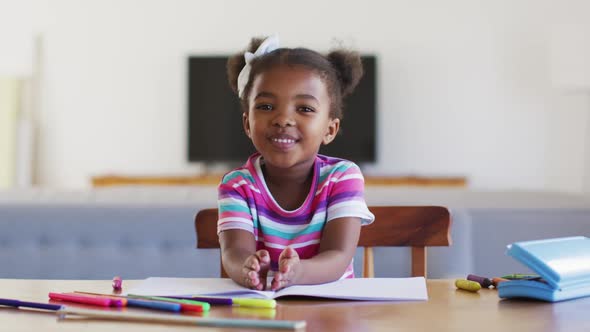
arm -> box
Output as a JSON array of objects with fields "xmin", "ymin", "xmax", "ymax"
[
  {"xmin": 219, "ymin": 229, "xmax": 271, "ymax": 290},
  {"xmin": 217, "ymin": 174, "xmax": 272, "ymax": 290},
  {"xmin": 271, "ymin": 216, "xmax": 361, "ymax": 290}
]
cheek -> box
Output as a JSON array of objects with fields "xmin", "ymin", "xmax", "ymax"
[
  {"xmin": 248, "ymin": 121, "xmax": 266, "ymax": 139},
  {"xmin": 314, "ymin": 119, "xmax": 332, "ymax": 134},
  {"xmin": 248, "ymin": 118, "xmax": 260, "ymax": 132}
]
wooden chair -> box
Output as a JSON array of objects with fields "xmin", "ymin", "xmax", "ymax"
[{"xmin": 195, "ymin": 206, "xmax": 451, "ymax": 278}]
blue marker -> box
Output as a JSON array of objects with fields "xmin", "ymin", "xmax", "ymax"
[
  {"xmin": 0, "ymin": 298, "xmax": 64, "ymax": 311},
  {"xmin": 126, "ymin": 298, "xmax": 182, "ymax": 312}
]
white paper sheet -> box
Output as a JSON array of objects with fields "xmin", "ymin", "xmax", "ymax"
[{"xmin": 126, "ymin": 277, "xmax": 428, "ymax": 301}]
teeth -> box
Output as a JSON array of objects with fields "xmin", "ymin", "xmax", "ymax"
[{"xmin": 272, "ymin": 138, "xmax": 295, "ymax": 144}]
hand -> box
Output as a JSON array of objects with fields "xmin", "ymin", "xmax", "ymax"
[
  {"xmin": 242, "ymin": 250, "xmax": 271, "ymax": 290},
  {"xmin": 271, "ymin": 246, "xmax": 300, "ymax": 291}
]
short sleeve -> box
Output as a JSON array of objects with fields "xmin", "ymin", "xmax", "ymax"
[
  {"xmin": 217, "ymin": 176, "xmax": 255, "ymax": 235},
  {"xmin": 325, "ymin": 162, "xmax": 375, "ymax": 225}
]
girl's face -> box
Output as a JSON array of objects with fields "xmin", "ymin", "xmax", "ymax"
[{"xmin": 243, "ymin": 65, "xmax": 340, "ymax": 171}]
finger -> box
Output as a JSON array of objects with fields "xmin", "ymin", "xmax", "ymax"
[
  {"xmin": 271, "ymin": 273, "xmax": 289, "ymax": 291},
  {"xmin": 278, "ymin": 247, "xmax": 288, "ymax": 260},
  {"xmin": 245, "ymin": 277, "xmax": 261, "ymax": 289},
  {"xmin": 273, "ymin": 271, "xmax": 285, "ymax": 282},
  {"xmin": 270, "ymin": 274, "xmax": 280, "ymax": 291},
  {"xmin": 277, "ymin": 258, "xmax": 290, "ymax": 274},
  {"xmin": 278, "ymin": 256, "xmax": 295, "ymax": 273},
  {"xmin": 281, "ymin": 246, "xmax": 299, "ymax": 259},
  {"xmin": 244, "ymin": 256, "xmax": 260, "ymax": 271},
  {"xmin": 244, "ymin": 271, "xmax": 262, "ymax": 289},
  {"xmin": 255, "ymin": 251, "xmax": 270, "ymax": 290},
  {"xmin": 258, "ymin": 268, "xmax": 269, "ymax": 290},
  {"xmin": 242, "ymin": 254, "xmax": 266, "ymax": 289},
  {"xmin": 280, "ymin": 263, "xmax": 290, "ymax": 274},
  {"xmin": 248, "ymin": 270, "xmax": 260, "ymax": 283},
  {"xmin": 256, "ymin": 250, "xmax": 271, "ymax": 264},
  {"xmin": 242, "ymin": 260, "xmax": 257, "ymax": 275},
  {"xmin": 249, "ymin": 271, "xmax": 267, "ymax": 291},
  {"xmin": 241, "ymin": 270, "xmax": 251, "ymax": 286},
  {"xmin": 242, "ymin": 265, "xmax": 254, "ymax": 278},
  {"xmin": 255, "ymin": 279, "xmax": 265, "ymax": 291}
]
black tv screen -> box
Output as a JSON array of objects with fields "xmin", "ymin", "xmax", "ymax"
[{"xmin": 188, "ymin": 55, "xmax": 376, "ymax": 164}]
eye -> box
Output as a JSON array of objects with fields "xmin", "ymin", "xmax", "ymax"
[
  {"xmin": 298, "ymin": 106, "xmax": 315, "ymax": 113},
  {"xmin": 255, "ymin": 104, "xmax": 273, "ymax": 111}
]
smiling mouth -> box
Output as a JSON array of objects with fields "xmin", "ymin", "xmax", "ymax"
[
  {"xmin": 269, "ymin": 136, "xmax": 299, "ymax": 150},
  {"xmin": 271, "ymin": 138, "xmax": 296, "ymax": 144}
]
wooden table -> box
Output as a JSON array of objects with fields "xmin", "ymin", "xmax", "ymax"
[{"xmin": 1, "ymin": 279, "xmax": 588, "ymax": 332}]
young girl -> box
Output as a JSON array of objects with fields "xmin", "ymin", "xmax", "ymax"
[{"xmin": 217, "ymin": 35, "xmax": 374, "ymax": 291}]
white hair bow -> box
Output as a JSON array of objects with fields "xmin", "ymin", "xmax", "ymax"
[{"xmin": 237, "ymin": 35, "xmax": 280, "ymax": 99}]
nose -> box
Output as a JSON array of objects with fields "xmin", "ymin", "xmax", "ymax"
[{"xmin": 272, "ymin": 108, "xmax": 295, "ymax": 128}]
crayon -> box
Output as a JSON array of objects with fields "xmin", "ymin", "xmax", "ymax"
[
  {"xmin": 491, "ymin": 277, "xmax": 509, "ymax": 287},
  {"xmin": 455, "ymin": 279, "xmax": 481, "ymax": 292},
  {"xmin": 467, "ymin": 274, "xmax": 493, "ymax": 288}
]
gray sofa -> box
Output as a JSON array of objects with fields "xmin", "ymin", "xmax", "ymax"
[{"xmin": 1, "ymin": 187, "xmax": 589, "ymax": 279}]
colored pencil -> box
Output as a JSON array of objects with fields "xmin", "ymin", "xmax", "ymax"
[{"xmin": 57, "ymin": 307, "xmax": 306, "ymax": 330}]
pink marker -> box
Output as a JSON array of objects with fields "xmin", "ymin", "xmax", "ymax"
[
  {"xmin": 64, "ymin": 292, "xmax": 125, "ymax": 307},
  {"xmin": 112, "ymin": 276, "xmax": 122, "ymax": 291},
  {"xmin": 48, "ymin": 292, "xmax": 112, "ymax": 307}
]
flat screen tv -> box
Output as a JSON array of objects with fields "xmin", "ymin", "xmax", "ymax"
[{"xmin": 188, "ymin": 55, "xmax": 376, "ymax": 164}]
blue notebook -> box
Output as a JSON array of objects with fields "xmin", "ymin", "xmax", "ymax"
[{"xmin": 497, "ymin": 236, "xmax": 590, "ymax": 302}]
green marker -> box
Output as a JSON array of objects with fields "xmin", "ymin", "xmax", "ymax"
[
  {"xmin": 501, "ymin": 274, "xmax": 539, "ymax": 280},
  {"xmin": 128, "ymin": 294, "xmax": 210, "ymax": 311}
]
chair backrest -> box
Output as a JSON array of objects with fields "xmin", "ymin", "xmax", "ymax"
[{"xmin": 195, "ymin": 206, "xmax": 451, "ymax": 278}]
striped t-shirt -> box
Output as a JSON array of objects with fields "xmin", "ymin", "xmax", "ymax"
[{"xmin": 217, "ymin": 153, "xmax": 375, "ymax": 279}]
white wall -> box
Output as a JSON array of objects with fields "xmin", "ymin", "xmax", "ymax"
[{"xmin": 3, "ymin": 0, "xmax": 589, "ymax": 191}]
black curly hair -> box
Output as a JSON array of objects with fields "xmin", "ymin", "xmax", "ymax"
[{"xmin": 227, "ymin": 37, "xmax": 363, "ymax": 119}]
